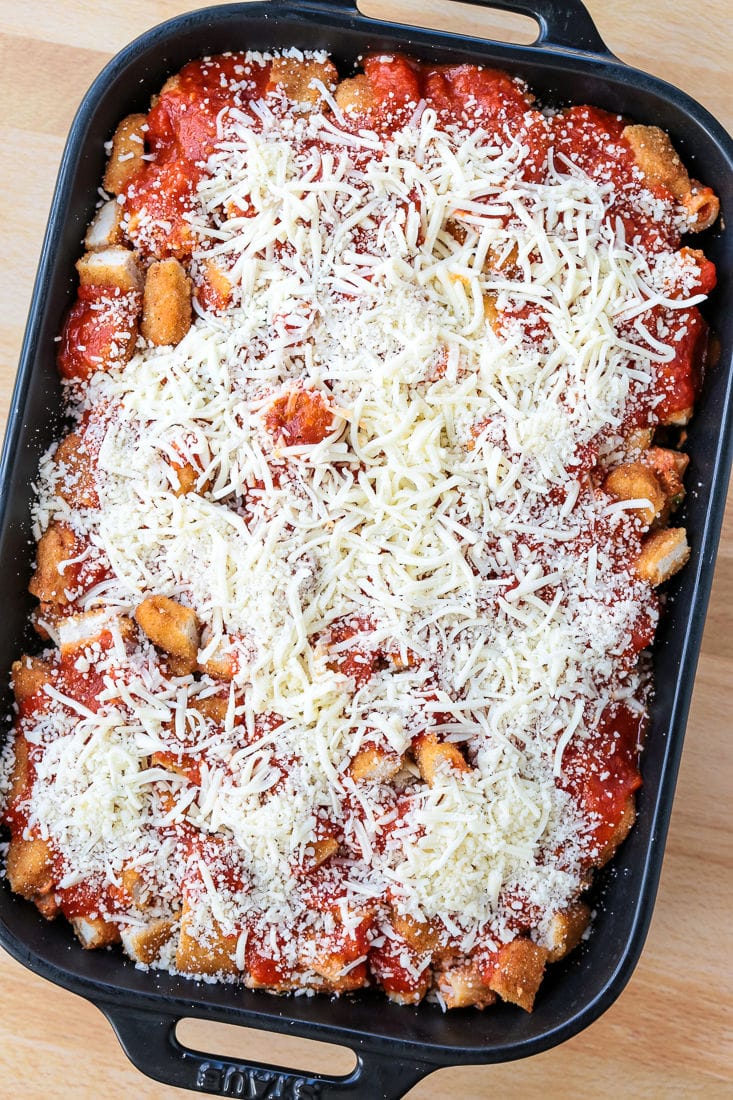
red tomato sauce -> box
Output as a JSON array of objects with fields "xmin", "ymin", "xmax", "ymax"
[
  {"xmin": 369, "ymin": 936, "xmax": 428, "ymax": 999},
  {"xmin": 264, "ymin": 388, "xmax": 336, "ymax": 447},
  {"xmin": 124, "ymin": 55, "xmax": 271, "ymax": 258},
  {"xmin": 323, "ymin": 616, "xmax": 383, "ymax": 689},
  {"xmin": 651, "ymin": 308, "xmax": 708, "ymax": 423},
  {"xmin": 560, "ymin": 703, "xmax": 645, "ymax": 856},
  {"xmin": 57, "ymin": 286, "xmax": 140, "ymax": 381}
]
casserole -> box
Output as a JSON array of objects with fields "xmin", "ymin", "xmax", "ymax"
[{"xmin": 0, "ymin": 1, "xmax": 731, "ymax": 1096}]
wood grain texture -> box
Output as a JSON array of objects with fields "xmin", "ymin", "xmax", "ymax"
[{"xmin": 0, "ymin": 2, "xmax": 731, "ymax": 1097}]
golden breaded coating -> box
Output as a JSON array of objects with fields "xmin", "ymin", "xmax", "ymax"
[
  {"xmin": 175, "ymin": 901, "xmax": 238, "ymax": 977},
  {"xmin": 436, "ymin": 963, "xmax": 497, "ymax": 1009},
  {"xmin": 11, "ymin": 656, "xmax": 55, "ymax": 706},
  {"xmin": 636, "ymin": 527, "xmax": 690, "ymax": 585},
  {"xmin": 348, "ymin": 745, "xmax": 402, "ymax": 782},
  {"xmin": 164, "ymin": 653, "xmax": 200, "ymax": 678},
  {"xmin": 141, "ymin": 258, "xmax": 192, "ymax": 346},
  {"xmin": 626, "ymin": 427, "xmax": 654, "ymax": 452},
  {"xmin": 487, "ymin": 938, "xmax": 548, "ymax": 1012},
  {"xmin": 545, "ymin": 901, "xmax": 591, "ymax": 962},
  {"xmin": 644, "ymin": 447, "xmax": 688, "ymax": 515},
  {"xmin": 71, "ymin": 915, "xmax": 120, "ymax": 949},
  {"xmin": 623, "ymin": 124, "xmax": 690, "ymax": 199},
  {"xmin": 121, "ymin": 917, "xmax": 177, "ymax": 965},
  {"xmin": 84, "ymin": 199, "xmax": 125, "ymax": 251},
  {"xmin": 198, "ymin": 650, "xmax": 236, "ymax": 680},
  {"xmin": 334, "ymin": 74, "xmax": 376, "ymax": 115},
  {"xmin": 623, "ymin": 125, "xmax": 719, "ymax": 231},
  {"xmin": 307, "ymin": 836, "xmax": 340, "ymax": 868},
  {"xmin": 103, "ymin": 112, "xmax": 147, "ymax": 195},
  {"xmin": 603, "ymin": 462, "xmax": 667, "ymax": 527},
  {"xmin": 170, "ymin": 461, "xmax": 200, "ymax": 496},
  {"xmin": 197, "ymin": 259, "xmax": 233, "ymax": 311},
  {"xmin": 4, "ymin": 733, "xmax": 30, "ymax": 805},
  {"xmin": 306, "ymin": 938, "xmax": 369, "ymax": 992},
  {"xmin": 681, "ymin": 182, "xmax": 720, "ymax": 231},
  {"xmin": 414, "ymin": 735, "xmax": 470, "ymax": 786},
  {"xmin": 76, "ymin": 246, "xmax": 142, "ymax": 293},
  {"xmin": 6, "ymin": 835, "xmax": 55, "ymax": 902},
  {"xmin": 134, "ymin": 595, "xmax": 200, "ymax": 668},
  {"xmin": 191, "ymin": 695, "xmax": 229, "ymax": 725},
  {"xmin": 53, "ymin": 431, "xmax": 99, "ymax": 510},
  {"xmin": 483, "ymin": 292, "xmax": 500, "ymax": 331},
  {"xmin": 267, "ymin": 56, "xmax": 338, "ymax": 106},
  {"xmin": 390, "ymin": 912, "xmax": 442, "ymax": 954},
  {"xmin": 195, "ymin": 633, "xmax": 238, "ymax": 680},
  {"xmin": 120, "ymin": 865, "xmax": 152, "ymax": 908},
  {"xmin": 28, "ymin": 522, "xmax": 78, "ymax": 605},
  {"xmin": 595, "ymin": 795, "xmax": 636, "ymax": 866}
]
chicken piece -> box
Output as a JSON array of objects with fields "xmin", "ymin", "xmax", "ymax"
[
  {"xmin": 483, "ymin": 292, "xmax": 500, "ymax": 331},
  {"xmin": 119, "ymin": 865, "xmax": 152, "ymax": 909},
  {"xmin": 625, "ymin": 427, "xmax": 654, "ymax": 452},
  {"xmin": 198, "ymin": 637, "xmax": 237, "ymax": 681},
  {"xmin": 175, "ymin": 900, "xmax": 239, "ymax": 977},
  {"xmin": 53, "ymin": 430, "xmax": 99, "ymax": 510},
  {"xmin": 103, "ymin": 112, "xmax": 147, "ymax": 194},
  {"xmin": 623, "ymin": 125, "xmax": 719, "ymax": 231},
  {"xmin": 4, "ymin": 733, "xmax": 31, "ymax": 806},
  {"xmin": 11, "ymin": 656, "xmax": 55, "ymax": 707},
  {"xmin": 57, "ymin": 609, "xmax": 134, "ymax": 656},
  {"xmin": 681, "ymin": 183, "xmax": 720, "ymax": 232},
  {"xmin": 267, "ymin": 56, "xmax": 338, "ymax": 107},
  {"xmin": 28, "ymin": 522, "xmax": 78, "ymax": 605},
  {"xmin": 6, "ymin": 835, "xmax": 55, "ymax": 905},
  {"xmin": 84, "ymin": 199, "xmax": 125, "ymax": 251},
  {"xmin": 76, "ymin": 246, "xmax": 143, "ymax": 294},
  {"xmin": 196, "ymin": 259, "xmax": 233, "ymax": 312},
  {"xmin": 643, "ymin": 447, "xmax": 688, "ymax": 514},
  {"xmin": 334, "ymin": 75, "xmax": 376, "ymax": 115},
  {"xmin": 595, "ymin": 795, "xmax": 637, "ymax": 866},
  {"xmin": 71, "ymin": 915, "xmax": 120, "ymax": 949},
  {"xmin": 134, "ymin": 595, "xmax": 200, "ymax": 670},
  {"xmin": 545, "ymin": 901, "xmax": 591, "ymax": 963},
  {"xmin": 348, "ymin": 745, "xmax": 402, "ymax": 782},
  {"xmin": 306, "ymin": 836, "xmax": 340, "ymax": 868},
  {"xmin": 390, "ymin": 911, "xmax": 442, "ymax": 954},
  {"xmin": 141, "ymin": 258, "xmax": 192, "ymax": 346},
  {"xmin": 413, "ymin": 734, "xmax": 470, "ymax": 786},
  {"xmin": 623, "ymin": 124, "xmax": 690, "ymax": 199},
  {"xmin": 57, "ymin": 282, "xmax": 140, "ymax": 380},
  {"xmin": 436, "ymin": 963, "xmax": 497, "ymax": 1009},
  {"xmin": 121, "ymin": 917, "xmax": 177, "ymax": 965},
  {"xmin": 487, "ymin": 938, "xmax": 548, "ymax": 1012},
  {"xmin": 384, "ymin": 970, "xmax": 432, "ymax": 1006},
  {"xmin": 603, "ymin": 462, "xmax": 667, "ymax": 527},
  {"xmin": 636, "ymin": 527, "xmax": 690, "ymax": 585}
]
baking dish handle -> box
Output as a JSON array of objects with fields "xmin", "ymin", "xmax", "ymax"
[
  {"xmin": 326, "ymin": 0, "xmax": 613, "ymax": 57},
  {"xmin": 100, "ymin": 1004, "xmax": 432, "ymax": 1099},
  {"xmin": 455, "ymin": 0, "xmax": 612, "ymax": 54}
]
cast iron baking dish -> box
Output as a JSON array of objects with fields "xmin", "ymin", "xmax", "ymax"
[{"xmin": 1, "ymin": 2, "xmax": 731, "ymax": 1096}]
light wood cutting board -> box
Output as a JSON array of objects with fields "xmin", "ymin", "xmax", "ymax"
[{"xmin": 0, "ymin": 2, "xmax": 730, "ymax": 1096}]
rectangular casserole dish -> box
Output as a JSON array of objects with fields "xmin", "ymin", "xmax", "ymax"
[{"xmin": 0, "ymin": 2, "xmax": 731, "ymax": 1096}]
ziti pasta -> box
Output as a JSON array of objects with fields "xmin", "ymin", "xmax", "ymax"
[{"xmin": 0, "ymin": 50, "xmax": 719, "ymax": 1011}]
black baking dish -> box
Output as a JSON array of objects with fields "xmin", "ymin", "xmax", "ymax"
[{"xmin": 1, "ymin": 2, "xmax": 732, "ymax": 1096}]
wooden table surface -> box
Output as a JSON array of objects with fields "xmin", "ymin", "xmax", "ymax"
[{"xmin": 0, "ymin": 2, "xmax": 731, "ymax": 1096}]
